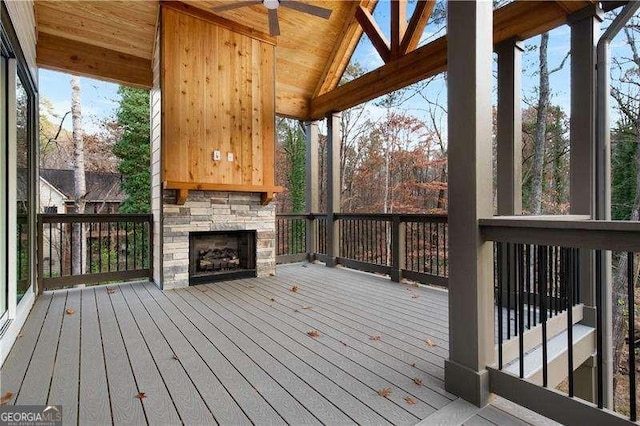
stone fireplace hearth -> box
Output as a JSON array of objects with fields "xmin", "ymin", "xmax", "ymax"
[{"xmin": 160, "ymin": 190, "xmax": 275, "ymax": 289}]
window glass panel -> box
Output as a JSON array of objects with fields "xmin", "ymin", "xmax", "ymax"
[{"xmin": 15, "ymin": 75, "xmax": 30, "ymax": 303}]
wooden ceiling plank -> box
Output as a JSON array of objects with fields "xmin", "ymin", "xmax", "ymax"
[
  {"xmin": 36, "ymin": 32, "xmax": 152, "ymax": 89},
  {"xmin": 312, "ymin": 0, "xmax": 378, "ymax": 98},
  {"xmin": 400, "ymin": 0, "xmax": 435, "ymax": 54},
  {"xmin": 390, "ymin": 0, "xmax": 407, "ymax": 59},
  {"xmin": 309, "ymin": 0, "xmax": 589, "ymax": 120},
  {"xmin": 355, "ymin": 5, "xmax": 391, "ymax": 63}
]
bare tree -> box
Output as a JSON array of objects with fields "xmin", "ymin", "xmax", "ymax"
[{"xmin": 70, "ymin": 75, "xmax": 87, "ymax": 274}]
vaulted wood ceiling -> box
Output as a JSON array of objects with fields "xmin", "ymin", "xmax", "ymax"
[{"xmin": 34, "ymin": 0, "xmax": 598, "ymax": 120}]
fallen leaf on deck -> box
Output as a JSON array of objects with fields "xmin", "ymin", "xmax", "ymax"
[
  {"xmin": 302, "ymin": 305, "xmax": 312, "ymax": 310},
  {"xmin": 377, "ymin": 387, "xmax": 392, "ymax": 398},
  {"xmin": 270, "ymin": 298, "xmax": 276, "ymax": 302},
  {"xmin": 107, "ymin": 288, "xmax": 116, "ymax": 294},
  {"xmin": 410, "ymin": 362, "xmax": 416, "ymax": 368},
  {"xmin": 247, "ymin": 285, "xmax": 255, "ymax": 289},
  {"xmin": 18, "ymin": 333, "xmax": 24, "ymax": 338},
  {"xmin": 425, "ymin": 339, "xmax": 436, "ymax": 347},
  {"xmin": 66, "ymin": 309, "xmax": 75, "ymax": 315},
  {"xmin": 413, "ymin": 282, "xmax": 419, "ymax": 288},
  {"xmin": 0, "ymin": 392, "xmax": 13, "ymax": 406},
  {"xmin": 291, "ymin": 286, "xmax": 299, "ymax": 293},
  {"xmin": 413, "ymin": 378, "xmax": 423, "ymax": 386},
  {"xmin": 411, "ymin": 295, "xmax": 419, "ymax": 299},
  {"xmin": 405, "ymin": 396, "xmax": 416, "ymax": 405},
  {"xmin": 307, "ymin": 330, "xmax": 320, "ymax": 338},
  {"xmin": 269, "ymin": 273, "xmax": 275, "ymax": 276},
  {"xmin": 172, "ymin": 354, "xmax": 179, "ymax": 361},
  {"xmin": 135, "ymin": 392, "xmax": 146, "ymax": 400},
  {"xmin": 369, "ymin": 335, "xmax": 381, "ymax": 341},
  {"xmin": 294, "ymin": 309, "xmax": 300, "ymax": 313}
]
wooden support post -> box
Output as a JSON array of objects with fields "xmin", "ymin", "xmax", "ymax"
[
  {"xmin": 568, "ymin": 4, "xmax": 604, "ymax": 405},
  {"xmin": 496, "ymin": 38, "xmax": 523, "ymax": 217},
  {"xmin": 390, "ymin": 0, "xmax": 407, "ymax": 60},
  {"xmin": 305, "ymin": 121, "xmax": 320, "ymax": 261},
  {"xmin": 390, "ymin": 215, "xmax": 405, "ymax": 282},
  {"xmin": 326, "ymin": 113, "xmax": 341, "ymax": 267},
  {"xmin": 444, "ymin": 0, "xmax": 495, "ymax": 408}
]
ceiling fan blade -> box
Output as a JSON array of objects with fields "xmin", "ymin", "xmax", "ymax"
[
  {"xmin": 279, "ymin": 1, "xmax": 332, "ymax": 19},
  {"xmin": 268, "ymin": 8, "xmax": 280, "ymax": 36},
  {"xmin": 212, "ymin": 1, "xmax": 262, "ymax": 13}
]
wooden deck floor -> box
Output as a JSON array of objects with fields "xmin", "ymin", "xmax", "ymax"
[{"xmin": 1, "ymin": 263, "xmax": 557, "ymax": 425}]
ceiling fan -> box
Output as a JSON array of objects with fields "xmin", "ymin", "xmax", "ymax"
[{"xmin": 212, "ymin": 1, "xmax": 333, "ymax": 36}]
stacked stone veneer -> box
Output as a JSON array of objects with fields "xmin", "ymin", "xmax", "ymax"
[{"xmin": 162, "ymin": 190, "xmax": 276, "ymax": 289}]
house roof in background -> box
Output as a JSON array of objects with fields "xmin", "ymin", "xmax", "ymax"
[{"xmin": 40, "ymin": 169, "xmax": 125, "ymax": 203}]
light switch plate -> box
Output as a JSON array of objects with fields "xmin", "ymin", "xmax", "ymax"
[
  {"xmin": 227, "ymin": 152, "xmax": 234, "ymax": 162},
  {"xmin": 213, "ymin": 150, "xmax": 221, "ymax": 161}
]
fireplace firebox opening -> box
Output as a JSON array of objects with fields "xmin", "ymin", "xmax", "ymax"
[{"xmin": 189, "ymin": 230, "xmax": 257, "ymax": 285}]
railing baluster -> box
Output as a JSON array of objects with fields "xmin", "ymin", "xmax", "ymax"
[
  {"xmin": 567, "ymin": 245, "xmax": 574, "ymax": 398},
  {"xmin": 497, "ymin": 242, "xmax": 504, "ymax": 370},
  {"xmin": 540, "ymin": 244, "xmax": 548, "ymax": 388},
  {"xmin": 628, "ymin": 251, "xmax": 636, "ymax": 422},
  {"xmin": 519, "ymin": 243, "xmax": 525, "ymax": 378},
  {"xmin": 596, "ymin": 249, "xmax": 604, "ymax": 409}
]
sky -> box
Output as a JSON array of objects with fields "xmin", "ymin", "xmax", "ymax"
[{"xmin": 39, "ymin": 2, "xmax": 636, "ymax": 135}]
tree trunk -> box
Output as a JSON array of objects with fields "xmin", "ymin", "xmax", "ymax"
[
  {"xmin": 531, "ymin": 32, "xmax": 550, "ymax": 215},
  {"xmin": 71, "ymin": 75, "xmax": 87, "ymax": 274}
]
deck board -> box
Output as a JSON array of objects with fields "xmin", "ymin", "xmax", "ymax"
[
  {"xmin": 16, "ymin": 291, "xmax": 66, "ymax": 405},
  {"xmin": 1, "ymin": 263, "xmax": 557, "ymax": 426},
  {"xmin": 94, "ymin": 286, "xmax": 147, "ymax": 426},
  {"xmin": 48, "ymin": 289, "xmax": 81, "ymax": 426},
  {"xmin": 0, "ymin": 293, "xmax": 52, "ymax": 404},
  {"xmin": 78, "ymin": 288, "xmax": 112, "ymax": 425}
]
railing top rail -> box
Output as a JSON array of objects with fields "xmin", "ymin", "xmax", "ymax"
[
  {"xmin": 38, "ymin": 213, "xmax": 153, "ymax": 224},
  {"xmin": 481, "ymin": 216, "xmax": 640, "ymax": 252},
  {"xmin": 333, "ymin": 212, "xmax": 448, "ymax": 222},
  {"xmin": 275, "ymin": 213, "xmax": 310, "ymax": 219}
]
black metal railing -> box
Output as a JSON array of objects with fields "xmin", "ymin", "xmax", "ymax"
[
  {"xmin": 481, "ymin": 217, "xmax": 640, "ymax": 423},
  {"xmin": 37, "ymin": 214, "xmax": 153, "ymax": 292},
  {"xmin": 276, "ymin": 214, "xmax": 307, "ymax": 263},
  {"xmin": 275, "ymin": 213, "xmax": 448, "ymax": 287}
]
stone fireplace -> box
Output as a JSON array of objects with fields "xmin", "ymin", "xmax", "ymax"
[{"xmin": 160, "ymin": 190, "xmax": 275, "ymax": 289}]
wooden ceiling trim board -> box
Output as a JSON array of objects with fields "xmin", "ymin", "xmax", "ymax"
[
  {"xmin": 355, "ymin": 5, "xmax": 391, "ymax": 63},
  {"xmin": 400, "ymin": 0, "xmax": 435, "ymax": 55},
  {"xmin": 312, "ymin": 0, "xmax": 378, "ymax": 98},
  {"xmin": 36, "ymin": 32, "xmax": 153, "ymax": 89},
  {"xmin": 309, "ymin": 0, "xmax": 593, "ymax": 120},
  {"xmin": 36, "ymin": 6, "xmax": 156, "ymax": 59},
  {"xmin": 390, "ymin": 0, "xmax": 407, "ymax": 60},
  {"xmin": 162, "ymin": 1, "xmax": 277, "ymax": 45}
]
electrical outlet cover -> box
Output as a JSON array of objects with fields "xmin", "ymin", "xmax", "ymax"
[
  {"xmin": 227, "ymin": 153, "xmax": 234, "ymax": 162},
  {"xmin": 213, "ymin": 150, "xmax": 221, "ymax": 161}
]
